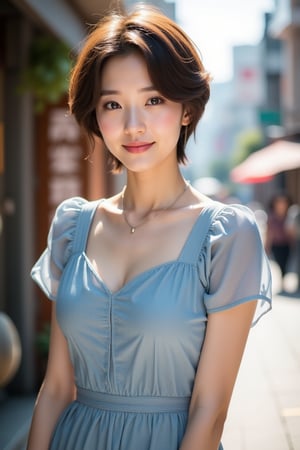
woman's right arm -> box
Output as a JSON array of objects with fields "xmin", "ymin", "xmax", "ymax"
[{"xmin": 26, "ymin": 304, "xmax": 76, "ymax": 450}]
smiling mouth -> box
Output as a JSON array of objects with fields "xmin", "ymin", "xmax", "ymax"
[{"xmin": 123, "ymin": 142, "xmax": 154, "ymax": 153}]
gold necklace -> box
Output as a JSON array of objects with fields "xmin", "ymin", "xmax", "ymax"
[{"xmin": 121, "ymin": 180, "xmax": 190, "ymax": 234}]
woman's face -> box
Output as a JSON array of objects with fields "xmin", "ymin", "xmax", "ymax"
[{"xmin": 96, "ymin": 52, "xmax": 190, "ymax": 173}]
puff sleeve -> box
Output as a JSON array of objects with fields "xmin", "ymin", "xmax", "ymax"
[
  {"xmin": 31, "ymin": 197, "xmax": 87, "ymax": 301},
  {"xmin": 202, "ymin": 204, "xmax": 272, "ymax": 325}
]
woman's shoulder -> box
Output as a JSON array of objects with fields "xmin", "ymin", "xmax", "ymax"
[
  {"xmin": 52, "ymin": 196, "xmax": 104, "ymax": 225},
  {"xmin": 54, "ymin": 196, "xmax": 88, "ymax": 216},
  {"xmin": 199, "ymin": 201, "xmax": 269, "ymax": 278},
  {"xmin": 50, "ymin": 196, "xmax": 95, "ymax": 240},
  {"xmin": 189, "ymin": 188, "xmax": 258, "ymax": 241},
  {"xmin": 210, "ymin": 201, "xmax": 256, "ymax": 224},
  {"xmin": 45, "ymin": 196, "xmax": 101, "ymax": 267},
  {"xmin": 191, "ymin": 188, "xmax": 255, "ymax": 225},
  {"xmin": 203, "ymin": 201, "xmax": 260, "ymax": 243}
]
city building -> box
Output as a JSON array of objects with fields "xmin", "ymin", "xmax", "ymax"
[{"xmin": 270, "ymin": 0, "xmax": 300, "ymax": 204}]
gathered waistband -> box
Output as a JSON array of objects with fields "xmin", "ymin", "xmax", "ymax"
[{"xmin": 76, "ymin": 387, "xmax": 190, "ymax": 413}]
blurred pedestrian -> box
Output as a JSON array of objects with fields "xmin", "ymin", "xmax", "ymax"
[
  {"xmin": 287, "ymin": 203, "xmax": 300, "ymax": 291},
  {"xmin": 265, "ymin": 192, "xmax": 294, "ymax": 291},
  {"xmin": 26, "ymin": 5, "xmax": 272, "ymax": 450}
]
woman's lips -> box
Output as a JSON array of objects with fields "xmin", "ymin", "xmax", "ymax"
[{"xmin": 123, "ymin": 142, "xmax": 154, "ymax": 153}]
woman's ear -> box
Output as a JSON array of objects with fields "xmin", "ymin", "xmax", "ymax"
[{"xmin": 181, "ymin": 109, "xmax": 191, "ymax": 126}]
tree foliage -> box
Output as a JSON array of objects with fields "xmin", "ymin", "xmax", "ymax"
[
  {"xmin": 19, "ymin": 35, "xmax": 72, "ymax": 112},
  {"xmin": 231, "ymin": 128, "xmax": 264, "ymax": 168}
]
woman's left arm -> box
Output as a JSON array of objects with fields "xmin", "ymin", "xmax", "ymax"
[{"xmin": 180, "ymin": 300, "xmax": 257, "ymax": 450}]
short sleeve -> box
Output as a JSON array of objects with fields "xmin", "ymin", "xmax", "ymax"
[
  {"xmin": 31, "ymin": 197, "xmax": 87, "ymax": 301},
  {"xmin": 202, "ymin": 204, "xmax": 272, "ymax": 326}
]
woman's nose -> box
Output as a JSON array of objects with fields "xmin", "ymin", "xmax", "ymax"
[{"xmin": 124, "ymin": 108, "xmax": 145, "ymax": 135}]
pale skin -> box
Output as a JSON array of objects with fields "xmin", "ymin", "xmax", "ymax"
[{"xmin": 27, "ymin": 52, "xmax": 257, "ymax": 450}]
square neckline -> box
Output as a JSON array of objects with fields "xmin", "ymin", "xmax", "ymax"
[{"xmin": 80, "ymin": 198, "xmax": 219, "ymax": 296}]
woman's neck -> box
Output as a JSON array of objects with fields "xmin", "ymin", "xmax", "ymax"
[{"xmin": 123, "ymin": 171, "xmax": 188, "ymax": 213}]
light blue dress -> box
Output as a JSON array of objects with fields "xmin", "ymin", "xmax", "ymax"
[{"xmin": 31, "ymin": 197, "xmax": 272, "ymax": 450}]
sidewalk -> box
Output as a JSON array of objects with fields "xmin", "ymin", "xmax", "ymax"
[
  {"xmin": 0, "ymin": 266, "xmax": 299, "ymax": 450},
  {"xmin": 223, "ymin": 266, "xmax": 300, "ymax": 450},
  {"xmin": 0, "ymin": 394, "xmax": 35, "ymax": 450}
]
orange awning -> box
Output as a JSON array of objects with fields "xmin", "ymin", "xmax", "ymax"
[{"xmin": 230, "ymin": 140, "xmax": 300, "ymax": 184}]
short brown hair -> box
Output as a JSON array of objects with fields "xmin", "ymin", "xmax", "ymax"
[{"xmin": 69, "ymin": 4, "xmax": 211, "ymax": 171}]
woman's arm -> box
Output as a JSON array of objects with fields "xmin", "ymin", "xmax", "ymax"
[
  {"xmin": 180, "ymin": 300, "xmax": 257, "ymax": 450},
  {"xmin": 26, "ymin": 304, "xmax": 76, "ymax": 450}
]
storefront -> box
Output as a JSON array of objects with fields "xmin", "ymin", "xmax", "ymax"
[{"xmin": 0, "ymin": 0, "xmax": 118, "ymax": 394}]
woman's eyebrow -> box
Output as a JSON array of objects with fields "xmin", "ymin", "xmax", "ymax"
[
  {"xmin": 139, "ymin": 86, "xmax": 156, "ymax": 92},
  {"xmin": 100, "ymin": 86, "xmax": 157, "ymax": 96},
  {"xmin": 100, "ymin": 89, "xmax": 119, "ymax": 96}
]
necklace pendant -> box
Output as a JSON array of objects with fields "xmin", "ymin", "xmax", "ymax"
[{"xmin": 131, "ymin": 227, "xmax": 135, "ymax": 234}]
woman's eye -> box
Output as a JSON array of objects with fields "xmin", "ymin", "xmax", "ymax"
[
  {"xmin": 105, "ymin": 101, "xmax": 121, "ymax": 110},
  {"xmin": 147, "ymin": 97, "xmax": 163, "ymax": 106}
]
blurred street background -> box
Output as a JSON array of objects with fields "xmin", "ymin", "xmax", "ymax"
[{"xmin": 0, "ymin": 0, "xmax": 300, "ymax": 449}]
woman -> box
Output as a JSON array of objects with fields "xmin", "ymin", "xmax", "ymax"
[{"xmin": 27, "ymin": 5, "xmax": 272, "ymax": 450}]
